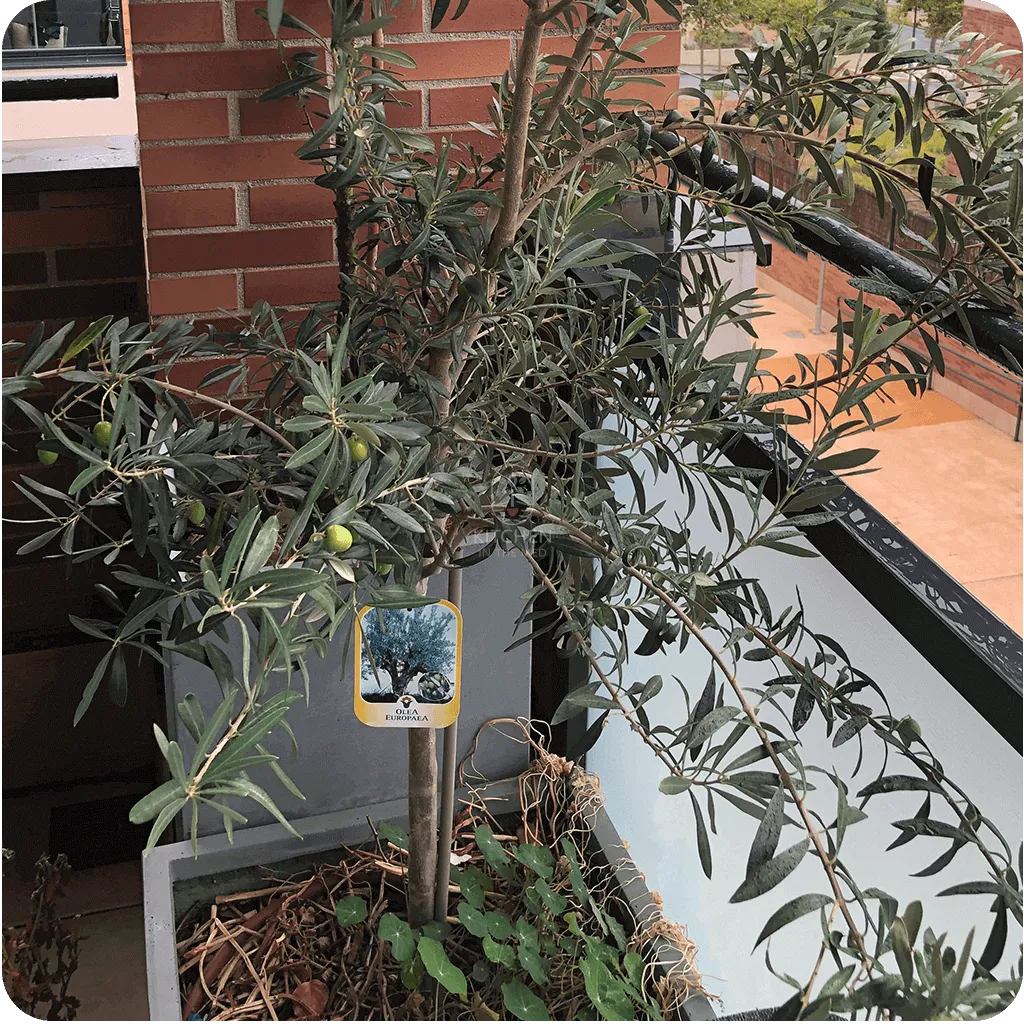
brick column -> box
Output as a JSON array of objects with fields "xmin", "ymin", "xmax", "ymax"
[
  {"xmin": 962, "ymin": 0, "xmax": 1022, "ymax": 78},
  {"xmin": 130, "ymin": 0, "xmax": 683, "ymax": 324}
]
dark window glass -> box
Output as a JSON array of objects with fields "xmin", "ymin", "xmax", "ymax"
[{"xmin": 3, "ymin": 0, "xmax": 123, "ymax": 53}]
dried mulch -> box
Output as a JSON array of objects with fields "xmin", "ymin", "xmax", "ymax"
[{"xmin": 177, "ymin": 742, "xmax": 704, "ymax": 1021}]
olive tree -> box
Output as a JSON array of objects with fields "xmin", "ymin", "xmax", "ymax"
[{"xmin": 4, "ymin": 0, "xmax": 1021, "ymax": 1014}]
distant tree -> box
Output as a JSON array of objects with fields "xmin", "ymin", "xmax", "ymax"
[
  {"xmin": 901, "ymin": 0, "xmax": 963, "ymax": 49},
  {"xmin": 866, "ymin": 0, "xmax": 895, "ymax": 51},
  {"xmin": 746, "ymin": 0, "xmax": 821, "ymax": 35},
  {"xmin": 681, "ymin": 0, "xmax": 737, "ymax": 76},
  {"xmin": 360, "ymin": 606, "xmax": 454, "ymax": 698}
]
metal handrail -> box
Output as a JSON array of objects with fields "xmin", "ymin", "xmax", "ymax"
[{"xmin": 653, "ymin": 127, "xmax": 1024, "ymax": 370}]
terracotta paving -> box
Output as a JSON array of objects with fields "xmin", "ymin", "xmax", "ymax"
[{"xmin": 749, "ymin": 285, "xmax": 1023, "ymax": 634}]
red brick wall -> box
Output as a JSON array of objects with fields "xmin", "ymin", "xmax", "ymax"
[
  {"xmin": 131, "ymin": 0, "xmax": 683, "ymax": 322},
  {"xmin": 2, "ymin": 170, "xmax": 148, "ymax": 343},
  {"xmin": 962, "ymin": 0, "xmax": 1023, "ymax": 77}
]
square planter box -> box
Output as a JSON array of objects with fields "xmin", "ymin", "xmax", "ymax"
[
  {"xmin": 164, "ymin": 552, "xmax": 534, "ymax": 837},
  {"xmin": 143, "ymin": 780, "xmax": 717, "ymax": 1021}
]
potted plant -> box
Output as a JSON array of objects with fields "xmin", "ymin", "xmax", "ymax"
[
  {"xmin": 145, "ymin": 753, "xmax": 715, "ymax": 1020},
  {"xmin": 4, "ymin": 0, "xmax": 1021, "ymax": 1018}
]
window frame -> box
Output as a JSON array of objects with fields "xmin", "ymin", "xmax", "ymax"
[{"xmin": 2, "ymin": 0, "xmax": 126, "ymax": 71}]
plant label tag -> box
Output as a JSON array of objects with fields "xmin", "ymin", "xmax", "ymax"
[{"xmin": 354, "ymin": 600, "xmax": 462, "ymax": 728}]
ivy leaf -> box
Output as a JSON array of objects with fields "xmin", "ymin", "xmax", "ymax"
[
  {"xmin": 579, "ymin": 954, "xmax": 635, "ymax": 1020},
  {"xmin": 560, "ymin": 838, "xmax": 589, "ymax": 904},
  {"xmin": 451, "ymin": 866, "xmax": 487, "ymax": 910},
  {"xmin": 517, "ymin": 943, "xmax": 548, "ymax": 986},
  {"xmin": 378, "ymin": 913, "xmax": 416, "ymax": 962},
  {"xmin": 456, "ymin": 902, "xmax": 488, "ymax": 938},
  {"xmin": 375, "ymin": 819, "xmax": 409, "ymax": 851},
  {"xmin": 484, "ymin": 910, "xmax": 514, "ymax": 940},
  {"xmin": 417, "ymin": 936, "xmax": 467, "ymax": 997},
  {"xmin": 335, "ymin": 895, "xmax": 367, "ymax": 926},
  {"xmin": 475, "ymin": 824, "xmax": 515, "ymax": 881},
  {"xmin": 515, "ymin": 844, "xmax": 555, "ymax": 879},
  {"xmin": 483, "ymin": 935, "xmax": 517, "ymax": 968},
  {"xmin": 501, "ymin": 979, "xmax": 550, "ymax": 1021},
  {"xmin": 400, "ymin": 955, "xmax": 423, "ymax": 990}
]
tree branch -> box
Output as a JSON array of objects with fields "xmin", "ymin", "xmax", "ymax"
[
  {"xmin": 487, "ymin": 2, "xmax": 548, "ymax": 261},
  {"xmin": 159, "ymin": 381, "xmax": 297, "ymax": 452},
  {"xmin": 517, "ymin": 127, "xmax": 639, "ymax": 230},
  {"xmin": 536, "ymin": 16, "xmax": 603, "ymax": 136},
  {"xmin": 534, "ymin": 509, "xmax": 873, "ymax": 967}
]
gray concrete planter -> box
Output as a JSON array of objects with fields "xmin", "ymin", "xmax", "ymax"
[{"xmin": 143, "ymin": 780, "xmax": 716, "ymax": 1021}]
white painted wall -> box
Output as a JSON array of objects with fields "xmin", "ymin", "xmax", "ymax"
[
  {"xmin": 1, "ymin": 0, "xmax": 139, "ymax": 171},
  {"xmin": 1, "ymin": 61, "xmax": 138, "ymax": 142},
  {"xmin": 589, "ymin": 458, "xmax": 1022, "ymax": 1014}
]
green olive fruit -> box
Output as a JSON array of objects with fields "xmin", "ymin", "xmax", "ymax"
[
  {"xmin": 348, "ymin": 435, "xmax": 370, "ymax": 462},
  {"xmin": 897, "ymin": 716, "xmax": 922, "ymax": 743},
  {"xmin": 632, "ymin": 304, "xmax": 650, "ymax": 318},
  {"xmin": 93, "ymin": 420, "xmax": 113, "ymax": 449},
  {"xmin": 188, "ymin": 500, "xmax": 207, "ymax": 526},
  {"xmin": 37, "ymin": 448, "xmax": 58, "ymax": 467},
  {"xmin": 376, "ymin": 562, "xmax": 393, "ymax": 577},
  {"xmin": 325, "ymin": 524, "xmax": 354, "ymax": 553}
]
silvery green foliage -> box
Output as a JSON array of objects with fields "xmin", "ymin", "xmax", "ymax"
[{"xmin": 2, "ymin": 0, "xmax": 1020, "ymax": 1015}]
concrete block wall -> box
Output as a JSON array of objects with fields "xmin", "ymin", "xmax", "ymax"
[{"xmin": 130, "ymin": 0, "xmax": 684, "ymax": 325}]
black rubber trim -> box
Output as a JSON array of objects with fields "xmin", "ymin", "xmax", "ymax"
[
  {"xmin": 726, "ymin": 426, "xmax": 1023, "ymax": 752},
  {"xmin": 2, "ymin": 48, "xmax": 125, "ymax": 72}
]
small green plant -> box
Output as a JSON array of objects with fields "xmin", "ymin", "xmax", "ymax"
[{"xmin": 359, "ymin": 821, "xmax": 680, "ymax": 1020}]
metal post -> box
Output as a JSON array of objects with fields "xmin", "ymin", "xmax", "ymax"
[
  {"xmin": 433, "ymin": 564, "xmax": 462, "ymax": 922},
  {"xmin": 811, "ymin": 256, "xmax": 826, "ymax": 334},
  {"xmin": 811, "ymin": 178, "xmax": 828, "ymax": 335}
]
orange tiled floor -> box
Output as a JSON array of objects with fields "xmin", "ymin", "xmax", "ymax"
[{"xmin": 750, "ymin": 285, "xmax": 1023, "ymax": 634}]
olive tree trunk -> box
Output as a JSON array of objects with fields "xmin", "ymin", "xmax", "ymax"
[{"xmin": 404, "ymin": 0, "xmax": 565, "ymax": 928}]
